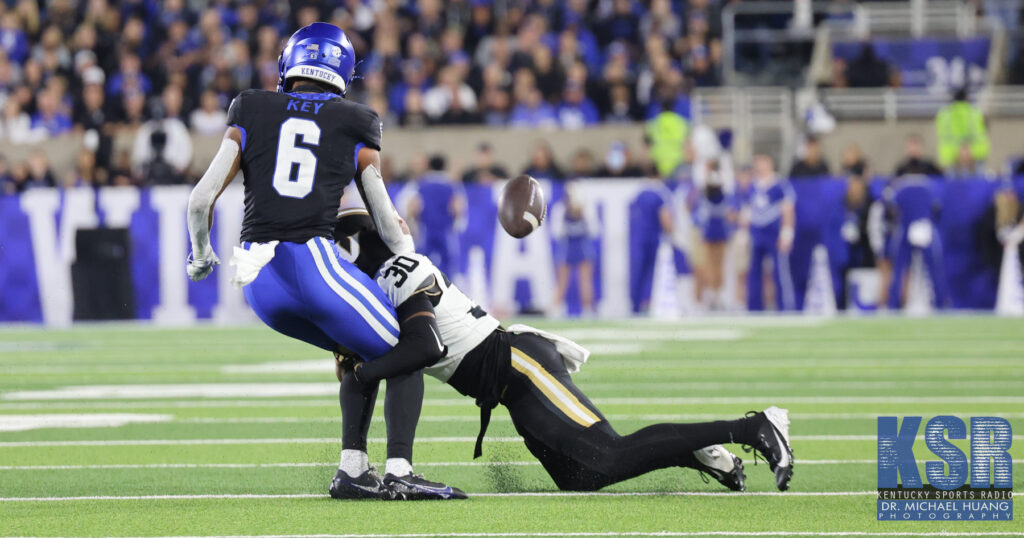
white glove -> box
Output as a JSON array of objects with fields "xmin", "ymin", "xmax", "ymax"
[{"xmin": 187, "ymin": 249, "xmax": 221, "ymax": 281}]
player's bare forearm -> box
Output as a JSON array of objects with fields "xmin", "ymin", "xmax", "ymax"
[
  {"xmin": 354, "ymin": 147, "xmax": 414, "ymax": 254},
  {"xmin": 351, "ymin": 293, "xmax": 446, "ymax": 384},
  {"xmin": 186, "ymin": 127, "xmax": 241, "ymax": 280}
]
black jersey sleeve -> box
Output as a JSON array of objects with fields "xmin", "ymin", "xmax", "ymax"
[
  {"xmin": 226, "ymin": 91, "xmax": 247, "ymax": 126},
  {"xmin": 352, "ymin": 292, "xmax": 446, "ymax": 384},
  {"xmin": 226, "ymin": 90, "xmax": 257, "ymax": 149},
  {"xmin": 351, "ymin": 104, "xmax": 383, "ymax": 151}
]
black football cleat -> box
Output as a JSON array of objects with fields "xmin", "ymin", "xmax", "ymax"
[
  {"xmin": 744, "ymin": 406, "xmax": 794, "ymax": 491},
  {"xmin": 692, "ymin": 445, "xmax": 746, "ymax": 492},
  {"xmin": 329, "ymin": 467, "xmax": 398, "ymax": 500},
  {"xmin": 383, "ymin": 473, "xmax": 468, "ymax": 500}
]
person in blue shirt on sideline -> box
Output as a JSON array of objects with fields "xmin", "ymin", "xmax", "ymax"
[
  {"xmin": 629, "ymin": 171, "xmax": 675, "ymax": 313},
  {"xmin": 885, "ymin": 173, "xmax": 949, "ymax": 309},
  {"xmin": 407, "ymin": 154, "xmax": 466, "ymax": 277},
  {"xmin": 742, "ymin": 154, "xmax": 797, "ymax": 311}
]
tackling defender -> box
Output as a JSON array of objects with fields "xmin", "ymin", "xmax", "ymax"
[
  {"xmin": 185, "ymin": 23, "xmax": 462, "ymax": 500},
  {"xmin": 335, "ymin": 210, "xmax": 795, "ymax": 492}
]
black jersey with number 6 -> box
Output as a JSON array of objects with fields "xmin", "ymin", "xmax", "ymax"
[{"xmin": 227, "ymin": 89, "xmax": 382, "ymax": 244}]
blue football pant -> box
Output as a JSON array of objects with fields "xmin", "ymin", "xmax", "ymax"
[{"xmin": 242, "ymin": 237, "xmax": 399, "ymax": 359}]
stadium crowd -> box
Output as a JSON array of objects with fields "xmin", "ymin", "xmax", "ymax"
[{"xmin": 0, "ymin": 0, "xmax": 729, "ymax": 189}]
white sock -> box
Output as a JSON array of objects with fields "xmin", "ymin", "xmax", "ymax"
[
  {"xmin": 385, "ymin": 457, "xmax": 413, "ymax": 477},
  {"xmin": 339, "ymin": 449, "xmax": 369, "ymax": 478}
]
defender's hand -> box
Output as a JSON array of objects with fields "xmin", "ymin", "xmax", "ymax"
[
  {"xmin": 334, "ymin": 352, "xmax": 361, "ymax": 382},
  {"xmin": 187, "ymin": 250, "xmax": 220, "ymax": 281}
]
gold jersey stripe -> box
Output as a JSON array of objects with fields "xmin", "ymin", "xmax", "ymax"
[{"xmin": 509, "ymin": 347, "xmax": 599, "ymax": 427}]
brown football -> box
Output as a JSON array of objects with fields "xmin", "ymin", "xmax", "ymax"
[{"xmin": 498, "ymin": 175, "xmax": 546, "ymax": 238}]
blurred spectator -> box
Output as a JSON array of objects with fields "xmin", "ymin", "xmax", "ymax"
[
  {"xmin": 0, "ymin": 12, "xmax": 29, "ymax": 64},
  {"xmin": 645, "ymin": 100, "xmax": 688, "ymax": 177},
  {"xmin": 693, "ymin": 160, "xmax": 736, "ymax": 310},
  {"xmin": 641, "ymin": 0, "xmax": 681, "ymax": 41},
  {"xmin": 62, "ymin": 149, "xmax": 98, "ymax": 188},
  {"xmin": 4, "ymin": 161, "xmax": 31, "ymax": 194},
  {"xmin": 107, "ymin": 52, "xmax": 151, "ymax": 98},
  {"xmin": 790, "ymin": 136, "xmax": 831, "ymax": 178},
  {"xmin": 522, "ymin": 141, "xmax": 564, "ymax": 181},
  {"xmin": 510, "ymin": 72, "xmax": 558, "ymax": 128},
  {"xmin": 461, "ymin": 143, "xmax": 508, "ymax": 184},
  {"xmin": 30, "ymin": 86, "xmax": 72, "ymax": 138},
  {"xmin": 840, "ymin": 175, "xmax": 877, "ymax": 308},
  {"xmin": 1, "ymin": 97, "xmax": 34, "ymax": 143},
  {"xmin": 568, "ymin": 148, "xmax": 598, "ymax": 179},
  {"xmin": 947, "ymin": 144, "xmax": 986, "ymax": 179},
  {"xmin": 400, "ymin": 87, "xmax": 429, "ymax": 128},
  {"xmin": 131, "ymin": 85, "xmax": 192, "ymax": 184},
  {"xmin": 847, "ymin": 44, "xmax": 892, "ymax": 88},
  {"xmin": 0, "ymin": 0, "xmax": 744, "ymax": 140},
  {"xmin": 191, "ymin": 90, "xmax": 229, "ymax": 136},
  {"xmin": 840, "ymin": 143, "xmax": 868, "ymax": 177},
  {"xmin": 744, "ymin": 154, "xmax": 796, "ymax": 311},
  {"xmin": 789, "ymin": 136, "xmax": 831, "ymax": 179},
  {"xmin": 423, "ymin": 64, "xmax": 479, "ymax": 124},
  {"xmin": 605, "ymin": 83, "xmax": 639, "ymax": 123},
  {"xmin": 25, "ymin": 150, "xmax": 56, "ymax": 188},
  {"xmin": 550, "ymin": 181, "xmax": 597, "ymax": 317},
  {"xmin": 596, "ymin": 141, "xmax": 646, "ymax": 177},
  {"xmin": 894, "ymin": 134, "xmax": 943, "ymax": 177},
  {"xmin": 935, "ymin": 88, "xmax": 990, "ymax": 170},
  {"xmin": 480, "ymin": 86, "xmax": 511, "ymax": 126},
  {"xmin": 597, "ymin": 0, "xmax": 641, "ymax": 47},
  {"xmin": 557, "ymin": 82, "xmax": 599, "ymax": 129}
]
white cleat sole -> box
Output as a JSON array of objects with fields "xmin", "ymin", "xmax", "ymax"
[{"xmin": 762, "ymin": 406, "xmax": 794, "ymax": 490}]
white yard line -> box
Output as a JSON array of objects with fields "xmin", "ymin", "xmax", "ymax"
[
  {"xmin": 3, "ymin": 395, "xmax": 1024, "ymax": 410},
  {"xmin": 2, "ymin": 434, "xmax": 1021, "ymax": 448},
  {"xmin": 552, "ymin": 328, "xmax": 745, "ymax": 342},
  {"xmin": 0, "ymin": 414, "xmax": 173, "ymax": 432},
  {"xmin": 175, "ymin": 411, "xmax": 1024, "ymax": 425},
  {"xmin": 1, "ymin": 459, "xmax": 1022, "ymax": 472},
  {"xmin": 0, "ymin": 491, "xmax": 879, "ymax": 502},
  {"xmin": 218, "ymin": 530, "xmax": 1024, "ymax": 537}
]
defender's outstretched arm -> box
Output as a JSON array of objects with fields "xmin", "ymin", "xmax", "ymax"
[
  {"xmin": 355, "ymin": 147, "xmax": 415, "ymax": 255},
  {"xmin": 346, "ymin": 289, "xmax": 446, "ymax": 384},
  {"xmin": 186, "ymin": 127, "xmax": 243, "ymax": 281}
]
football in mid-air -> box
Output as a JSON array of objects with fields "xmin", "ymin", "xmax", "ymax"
[{"xmin": 498, "ymin": 174, "xmax": 546, "ymax": 238}]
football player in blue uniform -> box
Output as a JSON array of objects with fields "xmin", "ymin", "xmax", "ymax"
[{"xmin": 185, "ymin": 22, "xmax": 463, "ymax": 500}]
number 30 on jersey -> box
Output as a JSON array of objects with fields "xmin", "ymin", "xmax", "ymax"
[{"xmin": 273, "ymin": 117, "xmax": 320, "ymax": 198}]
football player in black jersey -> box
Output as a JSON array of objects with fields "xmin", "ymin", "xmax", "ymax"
[
  {"xmin": 185, "ymin": 22, "xmax": 463, "ymax": 500},
  {"xmin": 335, "ymin": 211, "xmax": 796, "ymax": 494}
]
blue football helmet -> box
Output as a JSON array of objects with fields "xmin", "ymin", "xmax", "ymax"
[{"xmin": 277, "ymin": 22, "xmax": 356, "ymax": 95}]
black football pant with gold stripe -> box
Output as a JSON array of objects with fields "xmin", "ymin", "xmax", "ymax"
[{"xmin": 503, "ymin": 333, "xmax": 762, "ymax": 491}]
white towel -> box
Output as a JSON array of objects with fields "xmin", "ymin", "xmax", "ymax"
[
  {"xmin": 229, "ymin": 241, "xmax": 279, "ymax": 288},
  {"xmin": 507, "ymin": 324, "xmax": 590, "ymax": 373}
]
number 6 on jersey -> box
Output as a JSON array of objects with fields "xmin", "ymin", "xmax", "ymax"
[{"xmin": 273, "ymin": 117, "xmax": 321, "ymax": 198}]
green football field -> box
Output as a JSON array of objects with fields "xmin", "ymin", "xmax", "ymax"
[{"xmin": 0, "ymin": 316, "xmax": 1022, "ymax": 537}]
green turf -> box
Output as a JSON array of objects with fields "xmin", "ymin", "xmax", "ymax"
[{"xmin": 0, "ymin": 317, "xmax": 1022, "ymax": 536}]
